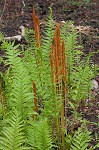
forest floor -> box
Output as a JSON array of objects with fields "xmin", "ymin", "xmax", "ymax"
[{"xmin": 0, "ymin": 0, "xmax": 99, "ymax": 148}]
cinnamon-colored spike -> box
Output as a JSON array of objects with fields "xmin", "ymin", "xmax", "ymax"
[
  {"xmin": 62, "ymin": 40, "xmax": 66, "ymax": 82},
  {"xmin": 32, "ymin": 8, "xmax": 41, "ymax": 48},
  {"xmin": 50, "ymin": 23, "xmax": 67, "ymax": 149},
  {"xmin": 50, "ymin": 24, "xmax": 67, "ymax": 89}
]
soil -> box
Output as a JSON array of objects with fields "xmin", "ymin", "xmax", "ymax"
[{"xmin": 0, "ymin": 0, "xmax": 99, "ymax": 148}]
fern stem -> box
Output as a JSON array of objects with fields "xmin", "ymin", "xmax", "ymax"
[
  {"xmin": 0, "ymin": 76, "xmax": 5, "ymax": 116},
  {"xmin": 32, "ymin": 81, "xmax": 38, "ymax": 119}
]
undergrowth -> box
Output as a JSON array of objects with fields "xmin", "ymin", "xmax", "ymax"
[{"xmin": 0, "ymin": 8, "xmax": 98, "ymax": 150}]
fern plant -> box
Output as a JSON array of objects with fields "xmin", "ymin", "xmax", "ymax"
[
  {"xmin": 0, "ymin": 10, "xmax": 56, "ymax": 150},
  {"xmin": 65, "ymin": 127, "xmax": 91, "ymax": 150},
  {"xmin": 70, "ymin": 127, "xmax": 91, "ymax": 150},
  {"xmin": 27, "ymin": 118, "xmax": 53, "ymax": 150},
  {"xmin": 61, "ymin": 24, "xmax": 96, "ymax": 111},
  {"xmin": 1, "ymin": 40, "xmax": 34, "ymax": 120},
  {"xmin": 0, "ymin": 8, "xmax": 98, "ymax": 150},
  {"xmin": 24, "ymin": 9, "xmax": 62, "ymax": 125},
  {"xmin": 0, "ymin": 109, "xmax": 27, "ymax": 150}
]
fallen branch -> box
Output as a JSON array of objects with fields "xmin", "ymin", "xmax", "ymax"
[{"xmin": 4, "ymin": 26, "xmax": 25, "ymax": 41}]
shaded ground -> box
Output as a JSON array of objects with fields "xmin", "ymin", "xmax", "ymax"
[
  {"xmin": 0, "ymin": 0, "xmax": 99, "ymax": 63},
  {"xmin": 0, "ymin": 0, "xmax": 99, "ymax": 148}
]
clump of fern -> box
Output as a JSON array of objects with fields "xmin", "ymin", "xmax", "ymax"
[
  {"xmin": 65, "ymin": 126, "xmax": 92, "ymax": 150},
  {"xmin": 0, "ymin": 34, "xmax": 54, "ymax": 149},
  {"xmin": 0, "ymin": 9, "xmax": 55, "ymax": 150},
  {"xmin": 0, "ymin": 109, "xmax": 27, "ymax": 150},
  {"xmin": 27, "ymin": 118, "xmax": 53, "ymax": 150},
  {"xmin": 1, "ymin": 40, "xmax": 34, "ymax": 120},
  {"xmin": 0, "ymin": 7, "xmax": 98, "ymax": 150},
  {"xmin": 61, "ymin": 24, "xmax": 96, "ymax": 111},
  {"xmin": 24, "ymin": 8, "xmax": 61, "ymax": 122}
]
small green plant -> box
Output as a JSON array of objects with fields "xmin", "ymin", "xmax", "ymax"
[
  {"xmin": 0, "ymin": 109, "xmax": 26, "ymax": 149},
  {"xmin": 68, "ymin": 0, "xmax": 91, "ymax": 6},
  {"xmin": 83, "ymin": 0, "xmax": 91, "ymax": 4},
  {"xmin": 65, "ymin": 127, "xmax": 91, "ymax": 150},
  {"xmin": 27, "ymin": 118, "xmax": 53, "ymax": 150}
]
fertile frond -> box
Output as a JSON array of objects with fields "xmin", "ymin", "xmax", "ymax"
[{"xmin": 24, "ymin": 9, "xmax": 56, "ymax": 115}]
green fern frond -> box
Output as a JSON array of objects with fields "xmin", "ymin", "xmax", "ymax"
[
  {"xmin": 42, "ymin": 10, "xmax": 55, "ymax": 56},
  {"xmin": 66, "ymin": 29, "xmax": 82, "ymax": 66},
  {"xmin": 1, "ymin": 40, "xmax": 34, "ymax": 119},
  {"xmin": 27, "ymin": 118, "xmax": 53, "ymax": 150},
  {"xmin": 9, "ymin": 65, "xmax": 34, "ymax": 119},
  {"xmin": 0, "ymin": 110, "xmax": 26, "ymax": 150},
  {"xmin": 70, "ymin": 127, "xmax": 91, "ymax": 150},
  {"xmin": 1, "ymin": 41, "xmax": 21, "ymax": 69},
  {"xmin": 25, "ymin": 28, "xmax": 35, "ymax": 45},
  {"xmin": 69, "ymin": 62, "xmax": 95, "ymax": 106}
]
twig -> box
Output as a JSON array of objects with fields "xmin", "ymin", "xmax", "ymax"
[
  {"xmin": 0, "ymin": 0, "xmax": 6, "ymax": 20},
  {"xmin": 4, "ymin": 26, "xmax": 25, "ymax": 41},
  {"xmin": 22, "ymin": 0, "xmax": 25, "ymax": 8},
  {"xmin": 21, "ymin": 0, "xmax": 25, "ymax": 15}
]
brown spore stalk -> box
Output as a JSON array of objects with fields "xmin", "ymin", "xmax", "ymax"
[
  {"xmin": 32, "ymin": 8, "xmax": 41, "ymax": 48},
  {"xmin": 50, "ymin": 23, "xmax": 67, "ymax": 150}
]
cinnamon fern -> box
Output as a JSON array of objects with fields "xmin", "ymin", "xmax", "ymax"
[
  {"xmin": 1, "ymin": 40, "xmax": 34, "ymax": 120},
  {"xmin": 65, "ymin": 127, "xmax": 91, "ymax": 150},
  {"xmin": 0, "ymin": 110, "xmax": 27, "ymax": 150},
  {"xmin": 27, "ymin": 118, "xmax": 53, "ymax": 150},
  {"xmin": 70, "ymin": 127, "xmax": 91, "ymax": 150},
  {"xmin": 0, "ymin": 8, "xmax": 97, "ymax": 150}
]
